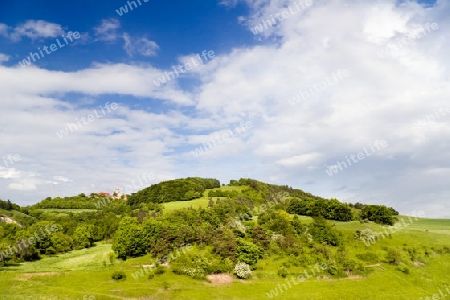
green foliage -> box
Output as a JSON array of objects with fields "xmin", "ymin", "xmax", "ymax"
[
  {"xmin": 111, "ymin": 271, "xmax": 127, "ymax": 281},
  {"xmin": 50, "ymin": 232, "xmax": 73, "ymax": 253},
  {"xmin": 308, "ymin": 218, "xmax": 341, "ymax": 246},
  {"xmin": 385, "ymin": 248, "xmax": 402, "ymax": 265},
  {"xmin": 360, "ymin": 205, "xmax": 396, "ymax": 226},
  {"xmin": 108, "ymin": 251, "xmax": 116, "ymax": 265},
  {"xmin": 0, "ymin": 199, "xmax": 20, "ymax": 211},
  {"xmin": 31, "ymin": 195, "xmax": 99, "ymax": 209},
  {"xmin": 73, "ymin": 224, "xmax": 95, "ymax": 249},
  {"xmin": 112, "ymin": 217, "xmax": 147, "ymax": 259},
  {"xmin": 287, "ymin": 198, "xmax": 352, "ymax": 222},
  {"xmin": 236, "ymin": 239, "xmax": 263, "ymax": 266},
  {"xmin": 212, "ymin": 227, "xmax": 237, "ymax": 261},
  {"xmin": 396, "ymin": 263, "xmax": 410, "ymax": 274},
  {"xmin": 277, "ymin": 267, "xmax": 288, "ymax": 278},
  {"xmin": 128, "ymin": 177, "xmax": 220, "ymax": 207},
  {"xmin": 155, "ymin": 266, "xmax": 166, "ymax": 275},
  {"xmin": 251, "ymin": 226, "xmax": 271, "ymax": 250},
  {"xmin": 258, "ymin": 210, "xmax": 295, "ymax": 235}
]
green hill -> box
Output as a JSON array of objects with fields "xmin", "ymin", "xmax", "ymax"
[{"xmin": 0, "ymin": 178, "xmax": 449, "ymax": 300}]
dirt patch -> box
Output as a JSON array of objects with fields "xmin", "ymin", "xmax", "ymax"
[
  {"xmin": 347, "ymin": 275, "xmax": 364, "ymax": 280},
  {"xmin": 414, "ymin": 262, "xmax": 426, "ymax": 267},
  {"xmin": 16, "ymin": 272, "xmax": 62, "ymax": 281},
  {"xmin": 365, "ymin": 263, "xmax": 381, "ymax": 268},
  {"xmin": 206, "ymin": 274, "xmax": 234, "ymax": 285},
  {"xmin": 0, "ymin": 216, "xmax": 22, "ymax": 227}
]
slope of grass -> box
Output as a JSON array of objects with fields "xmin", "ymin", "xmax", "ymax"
[
  {"xmin": 2, "ymin": 203, "xmax": 450, "ymax": 300},
  {"xmin": 1, "ymin": 246, "xmax": 449, "ymax": 299},
  {"xmin": 36, "ymin": 209, "xmax": 98, "ymax": 214},
  {"xmin": 162, "ymin": 185, "xmax": 248, "ymax": 213}
]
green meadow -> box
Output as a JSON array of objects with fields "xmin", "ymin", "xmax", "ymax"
[{"xmin": 1, "ymin": 217, "xmax": 449, "ymax": 300}]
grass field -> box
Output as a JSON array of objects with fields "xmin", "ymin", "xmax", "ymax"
[
  {"xmin": 1, "ymin": 217, "xmax": 450, "ymax": 299},
  {"xmin": 36, "ymin": 209, "xmax": 98, "ymax": 214},
  {"xmin": 162, "ymin": 186, "xmax": 248, "ymax": 213}
]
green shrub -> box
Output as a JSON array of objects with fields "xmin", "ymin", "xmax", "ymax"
[
  {"xmin": 360, "ymin": 205, "xmax": 395, "ymax": 225},
  {"xmin": 45, "ymin": 246, "xmax": 56, "ymax": 255},
  {"xmin": 396, "ymin": 263, "xmax": 410, "ymax": 274},
  {"xmin": 155, "ymin": 266, "xmax": 166, "ymax": 275},
  {"xmin": 111, "ymin": 271, "xmax": 126, "ymax": 281},
  {"xmin": 148, "ymin": 273, "xmax": 155, "ymax": 279},
  {"xmin": 385, "ymin": 248, "xmax": 402, "ymax": 265},
  {"xmin": 237, "ymin": 239, "xmax": 263, "ymax": 266},
  {"xmin": 278, "ymin": 267, "xmax": 288, "ymax": 278}
]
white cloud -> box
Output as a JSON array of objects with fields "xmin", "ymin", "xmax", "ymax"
[
  {"xmin": 0, "ymin": 54, "xmax": 9, "ymax": 64},
  {"xmin": 0, "ymin": 23, "xmax": 8, "ymax": 37},
  {"xmin": 186, "ymin": 0, "xmax": 450, "ymax": 217},
  {"xmin": 277, "ymin": 153, "xmax": 322, "ymax": 167},
  {"xmin": 94, "ymin": 19, "xmax": 121, "ymax": 42},
  {"xmin": 123, "ymin": 33, "xmax": 159, "ymax": 57},
  {"xmin": 0, "ymin": 168, "xmax": 20, "ymax": 179},
  {"xmin": 8, "ymin": 182, "xmax": 37, "ymax": 191},
  {"xmin": 53, "ymin": 176, "xmax": 72, "ymax": 182},
  {"xmin": 10, "ymin": 20, "xmax": 64, "ymax": 41},
  {"xmin": 2, "ymin": 64, "xmax": 193, "ymax": 105},
  {"xmin": 2, "ymin": 0, "xmax": 450, "ymax": 218}
]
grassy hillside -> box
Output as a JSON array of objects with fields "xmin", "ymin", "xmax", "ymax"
[
  {"xmin": 162, "ymin": 185, "xmax": 248, "ymax": 213},
  {"xmin": 1, "ymin": 179, "xmax": 449, "ymax": 300},
  {"xmin": 1, "ymin": 219, "xmax": 449, "ymax": 299}
]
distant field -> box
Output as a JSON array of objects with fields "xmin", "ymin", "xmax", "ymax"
[
  {"xmin": 36, "ymin": 209, "xmax": 97, "ymax": 214},
  {"xmin": 162, "ymin": 185, "xmax": 248, "ymax": 213},
  {"xmin": 405, "ymin": 218, "xmax": 450, "ymax": 234}
]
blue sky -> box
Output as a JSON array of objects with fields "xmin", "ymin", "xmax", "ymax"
[{"xmin": 1, "ymin": 0, "xmax": 449, "ymax": 217}]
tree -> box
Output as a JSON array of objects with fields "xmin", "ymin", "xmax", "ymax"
[
  {"xmin": 112, "ymin": 217, "xmax": 147, "ymax": 259},
  {"xmin": 251, "ymin": 226, "xmax": 271, "ymax": 250},
  {"xmin": 308, "ymin": 218, "xmax": 341, "ymax": 246},
  {"xmin": 236, "ymin": 239, "xmax": 263, "ymax": 266},
  {"xmin": 73, "ymin": 224, "xmax": 94, "ymax": 249},
  {"xmin": 212, "ymin": 227, "xmax": 237, "ymax": 261},
  {"xmin": 50, "ymin": 232, "xmax": 73, "ymax": 253},
  {"xmin": 360, "ymin": 205, "xmax": 395, "ymax": 225}
]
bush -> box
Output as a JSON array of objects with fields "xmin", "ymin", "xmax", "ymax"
[
  {"xmin": 385, "ymin": 248, "xmax": 402, "ymax": 265},
  {"xmin": 237, "ymin": 239, "xmax": 263, "ymax": 266},
  {"xmin": 234, "ymin": 262, "xmax": 252, "ymax": 279},
  {"xmin": 111, "ymin": 271, "xmax": 127, "ymax": 281},
  {"xmin": 148, "ymin": 273, "xmax": 155, "ymax": 279},
  {"xmin": 155, "ymin": 266, "xmax": 166, "ymax": 275},
  {"xmin": 308, "ymin": 218, "xmax": 341, "ymax": 246},
  {"xmin": 278, "ymin": 267, "xmax": 288, "ymax": 278},
  {"xmin": 396, "ymin": 263, "xmax": 410, "ymax": 274},
  {"xmin": 205, "ymin": 258, "xmax": 234, "ymax": 274},
  {"xmin": 175, "ymin": 266, "xmax": 205, "ymax": 279},
  {"xmin": 360, "ymin": 205, "xmax": 395, "ymax": 225},
  {"xmin": 354, "ymin": 229, "xmax": 375, "ymax": 244},
  {"xmin": 45, "ymin": 247, "xmax": 56, "ymax": 255}
]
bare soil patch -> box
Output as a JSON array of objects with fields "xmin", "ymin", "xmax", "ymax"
[{"xmin": 206, "ymin": 274, "xmax": 234, "ymax": 285}]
